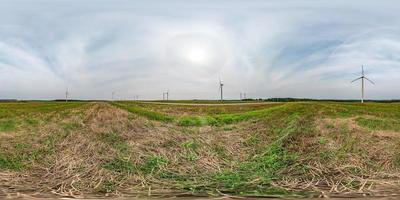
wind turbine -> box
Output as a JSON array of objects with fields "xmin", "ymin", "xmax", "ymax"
[
  {"xmin": 65, "ymin": 88, "xmax": 69, "ymax": 102},
  {"xmin": 219, "ymin": 78, "xmax": 224, "ymax": 101},
  {"xmin": 351, "ymin": 65, "xmax": 374, "ymax": 103},
  {"xmin": 112, "ymin": 91, "xmax": 116, "ymax": 101},
  {"xmin": 162, "ymin": 90, "xmax": 169, "ymax": 101}
]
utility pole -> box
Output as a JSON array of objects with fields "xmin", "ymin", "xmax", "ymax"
[{"xmin": 240, "ymin": 92, "xmax": 242, "ymax": 100}]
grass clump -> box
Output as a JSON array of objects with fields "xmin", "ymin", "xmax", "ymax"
[
  {"xmin": 0, "ymin": 119, "xmax": 17, "ymax": 131},
  {"xmin": 181, "ymin": 140, "xmax": 200, "ymax": 161},
  {"xmin": 177, "ymin": 117, "xmax": 203, "ymax": 126},
  {"xmin": 180, "ymin": 140, "xmax": 200, "ymax": 150},
  {"xmin": 356, "ymin": 117, "xmax": 400, "ymax": 132},
  {"xmin": 111, "ymin": 102, "xmax": 174, "ymax": 122},
  {"xmin": 61, "ymin": 122, "xmax": 80, "ymax": 131},
  {"xmin": 141, "ymin": 155, "xmax": 168, "ymax": 174},
  {"xmin": 103, "ymin": 158, "xmax": 136, "ymax": 173},
  {"xmin": 103, "ymin": 155, "xmax": 169, "ymax": 175},
  {"xmin": 0, "ymin": 154, "xmax": 24, "ymax": 170},
  {"xmin": 97, "ymin": 180, "xmax": 119, "ymax": 193},
  {"xmin": 212, "ymin": 143, "xmax": 297, "ymax": 194},
  {"xmin": 99, "ymin": 131, "xmax": 129, "ymax": 154},
  {"xmin": 25, "ymin": 118, "xmax": 39, "ymax": 126}
]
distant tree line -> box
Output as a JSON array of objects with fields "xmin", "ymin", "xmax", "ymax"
[{"xmin": 241, "ymin": 98, "xmax": 400, "ymax": 103}]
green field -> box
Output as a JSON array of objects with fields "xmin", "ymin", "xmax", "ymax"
[{"xmin": 1, "ymin": 101, "xmax": 400, "ymax": 198}]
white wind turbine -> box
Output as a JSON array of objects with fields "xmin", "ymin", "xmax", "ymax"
[
  {"xmin": 219, "ymin": 78, "xmax": 224, "ymax": 101},
  {"xmin": 65, "ymin": 88, "xmax": 69, "ymax": 102},
  {"xmin": 351, "ymin": 65, "xmax": 374, "ymax": 103},
  {"xmin": 112, "ymin": 91, "xmax": 116, "ymax": 101}
]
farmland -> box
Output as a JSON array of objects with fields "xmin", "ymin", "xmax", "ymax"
[{"xmin": 0, "ymin": 101, "xmax": 400, "ymax": 198}]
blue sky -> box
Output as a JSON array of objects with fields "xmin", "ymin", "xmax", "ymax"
[{"xmin": 1, "ymin": 0, "xmax": 399, "ymax": 100}]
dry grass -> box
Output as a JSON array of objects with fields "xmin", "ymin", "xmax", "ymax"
[
  {"xmin": 279, "ymin": 116, "xmax": 400, "ymax": 197},
  {"xmin": 1, "ymin": 101, "xmax": 400, "ymax": 198}
]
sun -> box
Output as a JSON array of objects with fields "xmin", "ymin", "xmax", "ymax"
[
  {"xmin": 186, "ymin": 47, "xmax": 209, "ymax": 64},
  {"xmin": 165, "ymin": 32, "xmax": 228, "ymax": 75}
]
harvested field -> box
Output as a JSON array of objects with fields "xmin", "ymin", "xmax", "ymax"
[{"xmin": 1, "ymin": 101, "xmax": 400, "ymax": 198}]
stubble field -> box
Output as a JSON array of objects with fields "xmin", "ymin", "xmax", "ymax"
[{"xmin": 0, "ymin": 101, "xmax": 400, "ymax": 198}]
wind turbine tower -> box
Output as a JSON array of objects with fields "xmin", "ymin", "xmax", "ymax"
[
  {"xmin": 65, "ymin": 88, "xmax": 69, "ymax": 102},
  {"xmin": 219, "ymin": 79, "xmax": 224, "ymax": 101},
  {"xmin": 351, "ymin": 65, "xmax": 375, "ymax": 103},
  {"xmin": 163, "ymin": 90, "xmax": 169, "ymax": 101},
  {"xmin": 112, "ymin": 91, "xmax": 116, "ymax": 101}
]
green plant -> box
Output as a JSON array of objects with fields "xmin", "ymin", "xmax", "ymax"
[
  {"xmin": 141, "ymin": 155, "xmax": 168, "ymax": 174},
  {"xmin": 103, "ymin": 158, "xmax": 136, "ymax": 173},
  {"xmin": 0, "ymin": 119, "xmax": 17, "ymax": 131}
]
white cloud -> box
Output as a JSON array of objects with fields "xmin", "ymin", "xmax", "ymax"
[{"xmin": 1, "ymin": 0, "xmax": 400, "ymax": 100}]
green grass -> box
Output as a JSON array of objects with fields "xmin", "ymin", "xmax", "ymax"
[
  {"xmin": 103, "ymin": 157, "xmax": 136, "ymax": 173},
  {"xmin": 103, "ymin": 154, "xmax": 168, "ymax": 175},
  {"xmin": 111, "ymin": 102, "xmax": 174, "ymax": 122},
  {"xmin": 356, "ymin": 117, "xmax": 400, "ymax": 132},
  {"xmin": 98, "ymin": 131, "xmax": 129, "ymax": 154},
  {"xmin": 113, "ymin": 101, "xmax": 287, "ymax": 127},
  {"xmin": 0, "ymin": 143, "xmax": 51, "ymax": 170},
  {"xmin": 0, "ymin": 119, "xmax": 17, "ymax": 131},
  {"xmin": 0, "ymin": 154, "xmax": 24, "ymax": 170},
  {"xmin": 141, "ymin": 155, "xmax": 168, "ymax": 174},
  {"xmin": 180, "ymin": 140, "xmax": 200, "ymax": 150}
]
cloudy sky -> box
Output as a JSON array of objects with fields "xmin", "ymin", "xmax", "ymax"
[{"xmin": 1, "ymin": 0, "xmax": 400, "ymax": 100}]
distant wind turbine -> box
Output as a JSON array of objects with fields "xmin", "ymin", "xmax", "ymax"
[
  {"xmin": 219, "ymin": 78, "xmax": 224, "ymax": 101},
  {"xmin": 112, "ymin": 91, "xmax": 116, "ymax": 101},
  {"xmin": 163, "ymin": 90, "xmax": 169, "ymax": 101},
  {"xmin": 65, "ymin": 88, "xmax": 69, "ymax": 102},
  {"xmin": 351, "ymin": 65, "xmax": 374, "ymax": 103}
]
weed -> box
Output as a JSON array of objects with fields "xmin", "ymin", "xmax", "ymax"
[
  {"xmin": 111, "ymin": 102, "xmax": 174, "ymax": 122},
  {"xmin": 99, "ymin": 132, "xmax": 129, "ymax": 154},
  {"xmin": 25, "ymin": 118, "xmax": 39, "ymax": 126},
  {"xmin": 212, "ymin": 144, "xmax": 226, "ymax": 157},
  {"xmin": 61, "ymin": 122, "xmax": 80, "ymax": 131},
  {"xmin": 103, "ymin": 158, "xmax": 136, "ymax": 173},
  {"xmin": 0, "ymin": 119, "xmax": 17, "ymax": 131},
  {"xmin": 180, "ymin": 140, "xmax": 200, "ymax": 150},
  {"xmin": 184, "ymin": 152, "xmax": 198, "ymax": 161},
  {"xmin": 141, "ymin": 155, "xmax": 168, "ymax": 174},
  {"xmin": 177, "ymin": 117, "xmax": 203, "ymax": 126},
  {"xmin": 244, "ymin": 133, "xmax": 260, "ymax": 146},
  {"xmin": 0, "ymin": 154, "xmax": 24, "ymax": 170},
  {"xmin": 97, "ymin": 180, "xmax": 118, "ymax": 193},
  {"xmin": 356, "ymin": 117, "xmax": 400, "ymax": 132},
  {"xmin": 318, "ymin": 137, "xmax": 327, "ymax": 145}
]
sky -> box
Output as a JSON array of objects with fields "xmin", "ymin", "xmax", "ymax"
[{"xmin": 1, "ymin": 0, "xmax": 400, "ymax": 100}]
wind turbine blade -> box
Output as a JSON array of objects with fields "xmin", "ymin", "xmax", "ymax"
[
  {"xmin": 362, "ymin": 65, "xmax": 364, "ymax": 76},
  {"xmin": 351, "ymin": 77, "xmax": 362, "ymax": 83},
  {"xmin": 364, "ymin": 77, "xmax": 375, "ymax": 84}
]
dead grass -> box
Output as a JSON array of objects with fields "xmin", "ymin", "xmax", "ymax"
[
  {"xmin": 1, "ymin": 102, "xmax": 400, "ymax": 198},
  {"xmin": 283, "ymin": 116, "xmax": 400, "ymax": 196}
]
